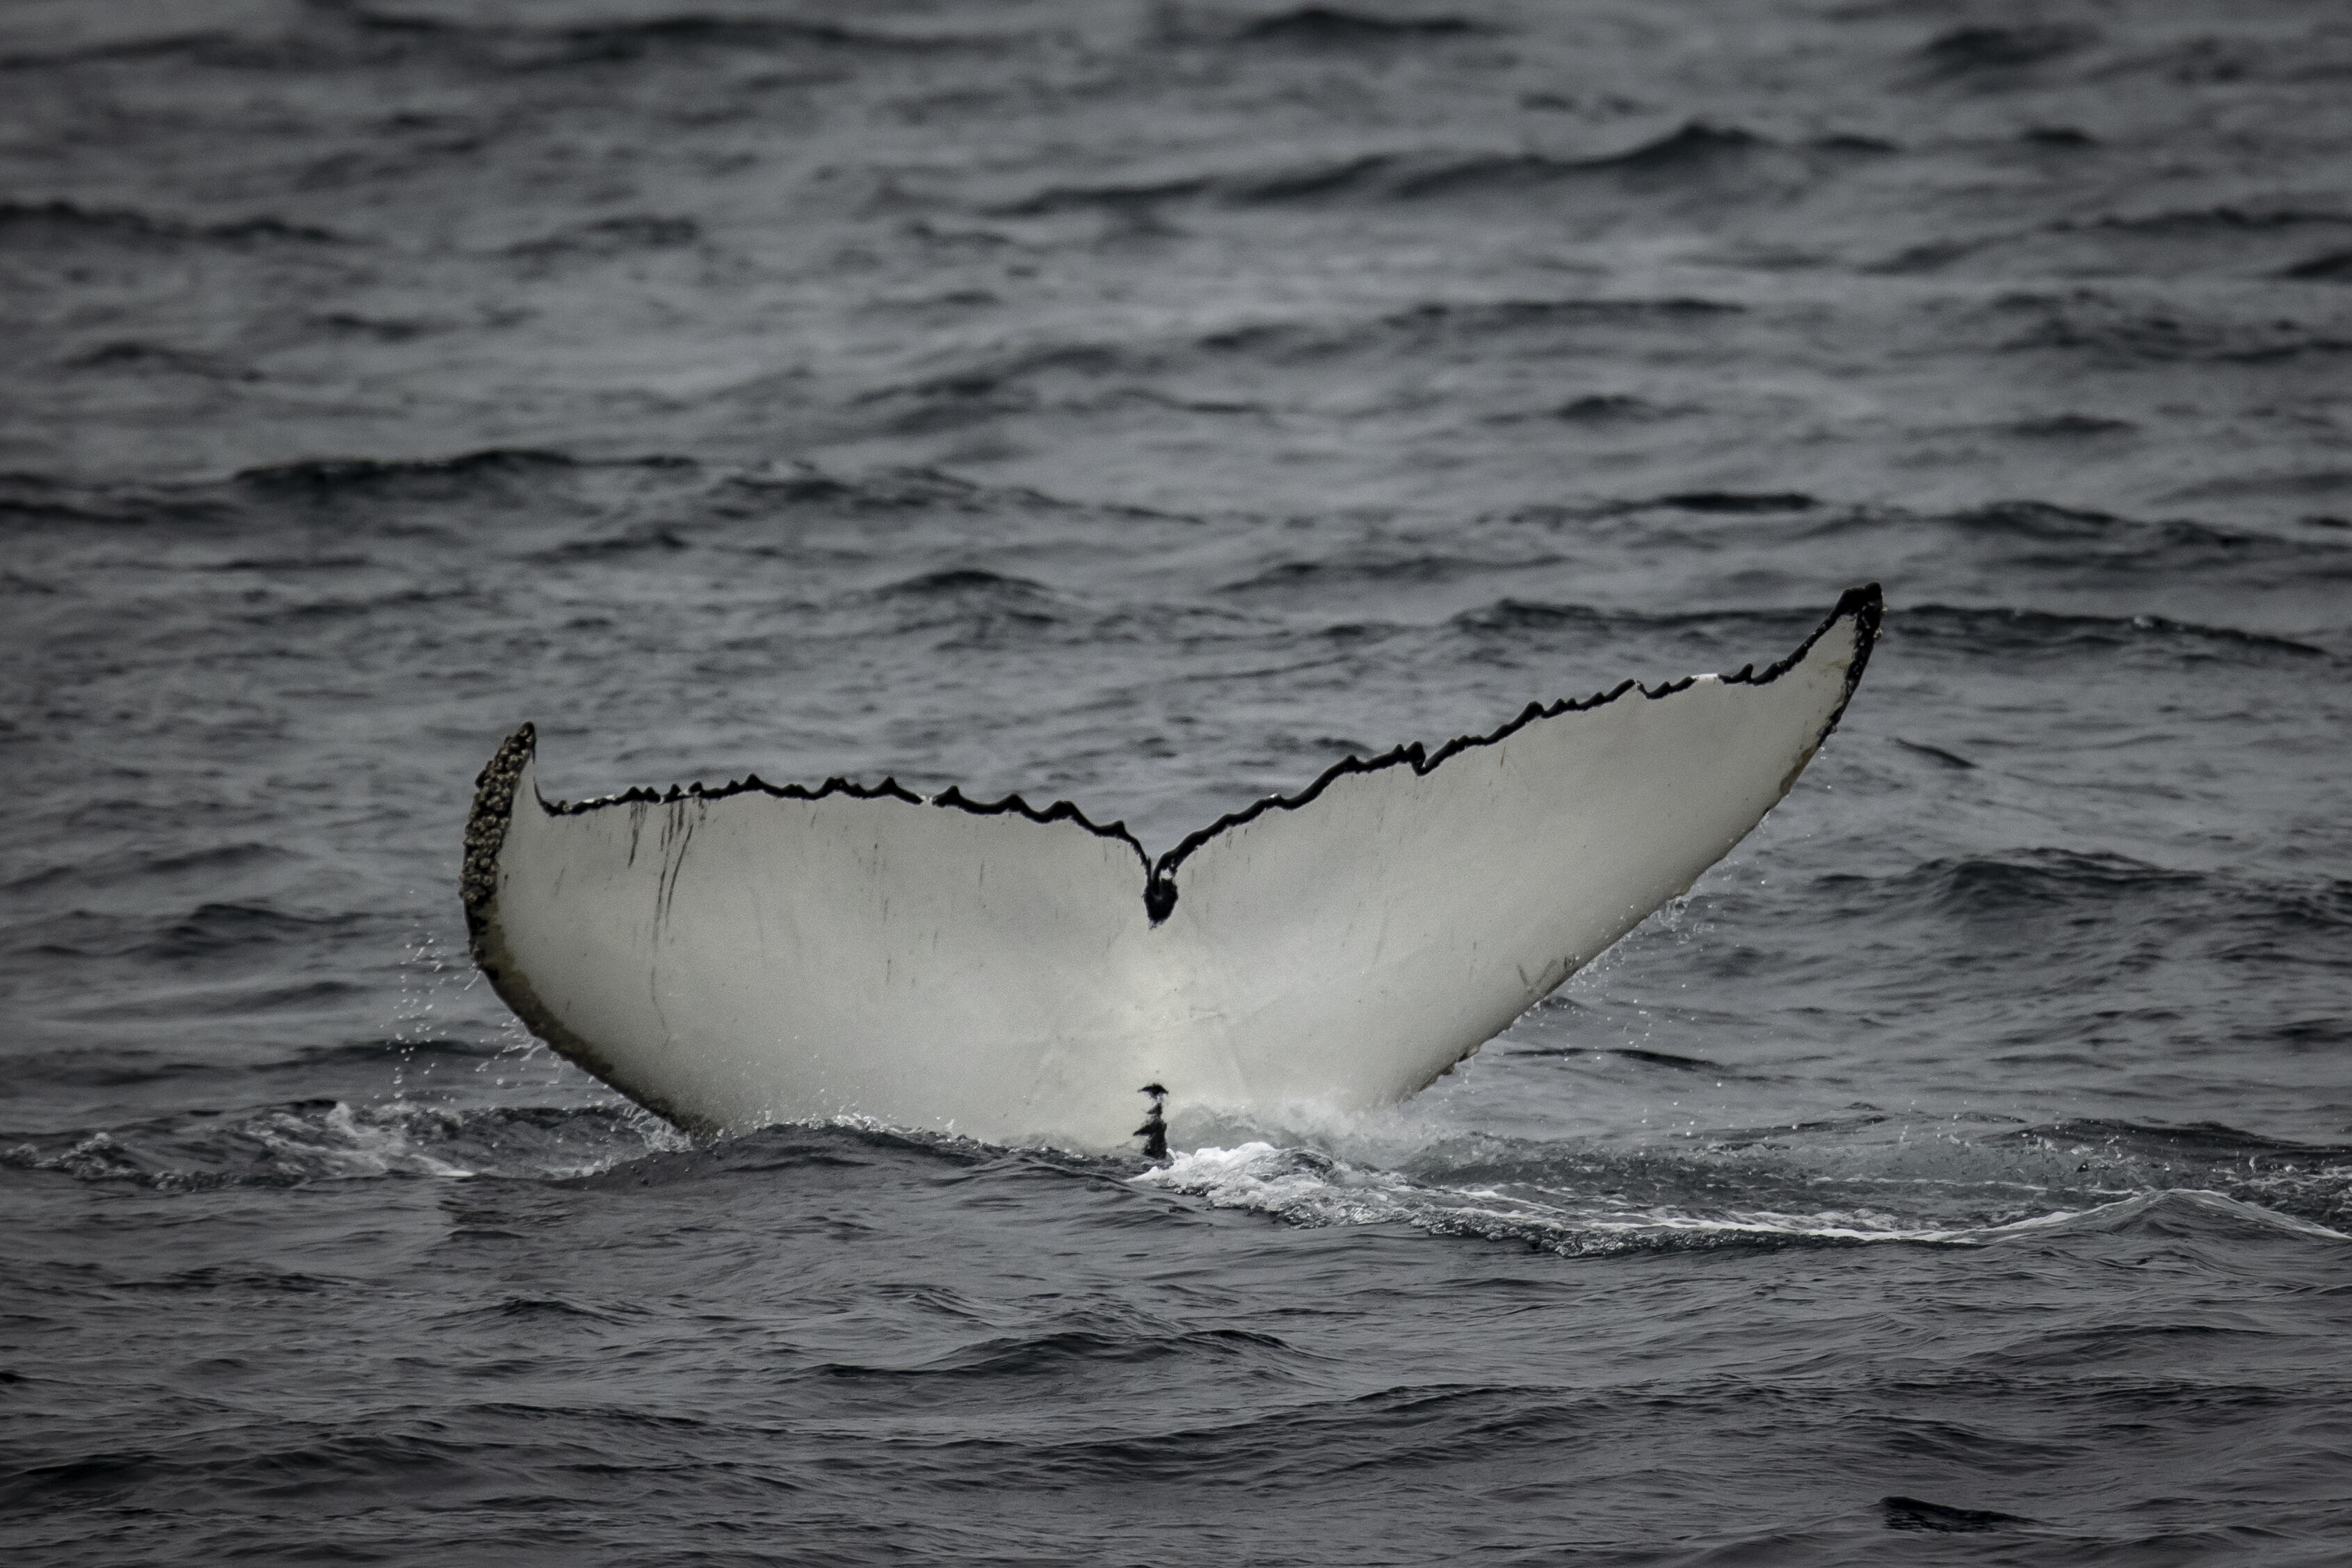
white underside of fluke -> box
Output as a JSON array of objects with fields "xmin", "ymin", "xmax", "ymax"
[{"xmin": 462, "ymin": 588, "xmax": 1879, "ymax": 1154}]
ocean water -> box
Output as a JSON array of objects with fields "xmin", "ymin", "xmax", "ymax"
[{"xmin": 6, "ymin": 1, "xmax": 2352, "ymax": 1562}]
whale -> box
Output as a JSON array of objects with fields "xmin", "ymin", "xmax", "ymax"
[{"xmin": 461, "ymin": 585, "xmax": 1880, "ymax": 1154}]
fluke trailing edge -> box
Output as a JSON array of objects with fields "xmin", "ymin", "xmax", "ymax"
[{"xmin": 462, "ymin": 585, "xmax": 1882, "ymax": 1154}]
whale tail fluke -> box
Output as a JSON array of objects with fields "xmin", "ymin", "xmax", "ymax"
[{"xmin": 462, "ymin": 588, "xmax": 1880, "ymax": 1152}]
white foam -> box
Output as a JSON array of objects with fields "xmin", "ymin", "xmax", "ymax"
[{"xmin": 1133, "ymin": 1142, "xmax": 2349, "ymax": 1256}]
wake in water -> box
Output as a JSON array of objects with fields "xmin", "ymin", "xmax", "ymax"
[
  {"xmin": 14, "ymin": 1085, "xmax": 2346, "ymax": 1264},
  {"xmin": 1135, "ymin": 1125, "xmax": 2352, "ymax": 1256}
]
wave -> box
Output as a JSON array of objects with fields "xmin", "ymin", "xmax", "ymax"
[
  {"xmin": 2, "ymin": 1101, "xmax": 688, "ymax": 1190},
  {"xmin": 1811, "ymin": 851, "xmax": 2352, "ymax": 973},
  {"xmin": 504, "ymin": 215, "xmax": 700, "ymax": 261},
  {"xmin": 229, "ymin": 448, "xmax": 695, "ymax": 504},
  {"xmin": 989, "ymin": 174, "xmax": 1216, "ymax": 218},
  {"xmin": 1384, "ymin": 296, "xmax": 1743, "ymax": 333},
  {"xmin": 1938, "ymin": 500, "xmax": 2352, "ymax": 581},
  {"xmin": 553, "ymin": 1120, "xmax": 1033, "ymax": 1192},
  {"xmin": 869, "ymin": 566, "xmax": 1058, "ymax": 602},
  {"xmin": 1132, "ymin": 1138, "xmax": 2352, "ymax": 1257},
  {"xmin": 1872, "ymin": 207, "xmax": 2352, "ymax": 275},
  {"xmin": 2091, "ymin": 33, "xmax": 2350, "ymax": 90},
  {"xmin": 847, "ymin": 566, "xmax": 1072, "ymax": 642},
  {"xmin": 1545, "ymin": 394, "xmax": 1676, "ymax": 423},
  {"xmin": 1864, "ymin": 232, "xmax": 2013, "ymax": 275},
  {"xmin": 1892, "ymin": 737, "xmax": 1975, "ymax": 770},
  {"xmin": 1891, "ymin": 604, "xmax": 2333, "ymax": 662},
  {"xmin": 0, "ymin": 10, "xmax": 426, "ymax": 73},
  {"xmin": 716, "ymin": 462, "xmax": 1033, "ymax": 516},
  {"xmin": 529, "ymin": 523, "xmax": 691, "ymax": 560},
  {"xmin": 24, "ymin": 453, "xmax": 1182, "ymax": 533},
  {"xmin": 0, "ymin": 29, "xmax": 237, "ymax": 71},
  {"xmin": 1972, "ymin": 1190, "xmax": 2351, "ymax": 1245},
  {"xmin": 235, "ymin": 446, "xmax": 579, "ymax": 488},
  {"xmin": 538, "ymin": 14, "xmax": 989, "ymax": 63},
  {"xmin": 988, "ymin": 134, "xmax": 1759, "ymax": 216},
  {"xmin": 1224, "ymin": 153, "xmax": 1404, "ymax": 204},
  {"xmin": 1917, "ymin": 24, "xmax": 2097, "ymax": 79},
  {"xmin": 0, "ymin": 1428, "xmax": 505, "ymax": 1511},
  {"xmin": 4, "ymin": 837, "xmax": 294, "ymax": 896},
  {"xmin": 1579, "ymin": 120, "xmax": 1766, "ymax": 175},
  {"xmin": 1512, "ymin": 1043, "xmax": 1737, "ymax": 1073},
  {"xmin": 1234, "ymin": 9, "xmax": 1483, "ymax": 47},
  {"xmin": 2003, "ymin": 1118, "xmax": 2352, "ymax": 1162},
  {"xmin": 2282, "ymin": 248, "xmax": 2352, "ymax": 281},
  {"xmin": 1995, "ymin": 293, "xmax": 2352, "ymax": 364},
  {"xmin": 1883, "ymin": 1496, "xmax": 2037, "ymax": 1534},
  {"xmin": 308, "ymin": 311, "xmax": 443, "ymax": 341},
  {"xmin": 847, "ymin": 346, "xmax": 1138, "ymax": 431},
  {"xmin": 2006, "ymin": 414, "xmax": 2136, "ymax": 439},
  {"xmin": 2085, "ymin": 205, "xmax": 2352, "ymax": 236},
  {"xmin": 993, "ymin": 120, "xmax": 1787, "ymax": 217},
  {"xmin": 64, "ymin": 341, "xmax": 258, "ymax": 381},
  {"xmin": 816, "ymin": 1326, "xmax": 1294, "ymax": 1380},
  {"xmin": 1386, "ymin": 122, "xmax": 1766, "ymax": 200},
  {"xmin": 1225, "ymin": 550, "xmax": 1565, "ymax": 597},
  {"xmin": 0, "ymin": 199, "xmax": 339, "ymax": 247},
  {"xmin": 1654, "ymin": 490, "xmax": 1815, "ymax": 513},
  {"xmin": 1135, "ymin": 1141, "xmax": 1942, "ymax": 1256},
  {"xmin": 339, "ymin": 6, "xmax": 1000, "ymax": 71},
  {"xmin": 0, "ymin": 469, "xmax": 254, "ymax": 531},
  {"xmin": 1850, "ymin": 848, "xmax": 2206, "ymax": 915},
  {"xmin": 19, "ymin": 901, "xmax": 367, "ymax": 964},
  {"xmin": 5, "ymin": 6, "xmax": 1004, "ymax": 77},
  {"xmin": 1940, "ymin": 497, "xmax": 2177, "ymax": 540},
  {"xmin": 1814, "ymin": 131, "xmax": 1901, "ymax": 154},
  {"xmin": 2172, "ymin": 469, "xmax": 2352, "ymax": 505},
  {"xmin": 1183, "ymin": 296, "xmax": 1741, "ymax": 369}
]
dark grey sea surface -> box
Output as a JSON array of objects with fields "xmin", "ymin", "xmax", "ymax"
[{"xmin": 6, "ymin": 1, "xmax": 2352, "ymax": 1562}]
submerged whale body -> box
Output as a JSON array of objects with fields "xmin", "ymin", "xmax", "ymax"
[{"xmin": 462, "ymin": 586, "xmax": 1880, "ymax": 1154}]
